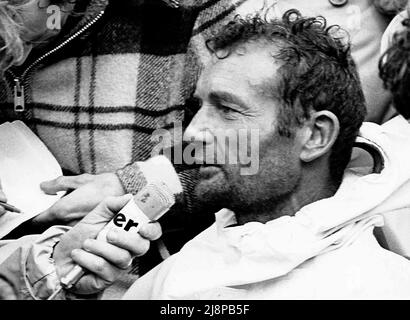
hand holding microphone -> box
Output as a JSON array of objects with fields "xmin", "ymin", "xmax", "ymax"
[{"xmin": 51, "ymin": 156, "xmax": 182, "ymax": 296}]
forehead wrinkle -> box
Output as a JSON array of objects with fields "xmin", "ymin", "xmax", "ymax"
[
  {"xmin": 198, "ymin": 45, "xmax": 282, "ymax": 102},
  {"xmin": 198, "ymin": 61, "xmax": 246, "ymax": 97},
  {"xmin": 245, "ymin": 58, "xmax": 282, "ymax": 104},
  {"xmin": 215, "ymin": 57, "xmax": 272, "ymax": 92},
  {"xmin": 253, "ymin": 71, "xmax": 283, "ymax": 102}
]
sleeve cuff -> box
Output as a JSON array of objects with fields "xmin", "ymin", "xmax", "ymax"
[
  {"xmin": 116, "ymin": 162, "xmax": 148, "ymax": 195},
  {"xmin": 24, "ymin": 226, "xmax": 71, "ymax": 300},
  {"xmin": 116, "ymin": 155, "xmax": 182, "ymax": 195}
]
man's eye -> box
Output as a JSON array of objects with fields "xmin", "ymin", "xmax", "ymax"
[
  {"xmin": 218, "ymin": 104, "xmax": 240, "ymax": 119},
  {"xmin": 220, "ymin": 105, "xmax": 232, "ymax": 113}
]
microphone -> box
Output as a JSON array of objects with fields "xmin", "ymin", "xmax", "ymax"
[{"xmin": 59, "ymin": 157, "xmax": 183, "ymax": 291}]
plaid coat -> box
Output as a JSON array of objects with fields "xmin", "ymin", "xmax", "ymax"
[{"xmin": 0, "ymin": 0, "xmax": 255, "ymax": 254}]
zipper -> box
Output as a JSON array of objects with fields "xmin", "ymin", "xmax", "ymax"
[
  {"xmin": 14, "ymin": 78, "xmax": 25, "ymax": 112},
  {"xmin": 7, "ymin": 10, "xmax": 105, "ymax": 113}
]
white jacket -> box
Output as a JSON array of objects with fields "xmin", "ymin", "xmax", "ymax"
[{"xmin": 123, "ymin": 116, "xmax": 410, "ymax": 300}]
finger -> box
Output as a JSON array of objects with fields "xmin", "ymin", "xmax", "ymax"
[
  {"xmin": 31, "ymin": 201, "xmax": 77, "ymax": 226},
  {"xmin": 99, "ymin": 194, "xmax": 133, "ymax": 215},
  {"xmin": 40, "ymin": 176, "xmax": 75, "ymax": 195},
  {"xmin": 138, "ymin": 222, "xmax": 162, "ymax": 241},
  {"xmin": 82, "ymin": 239, "xmax": 132, "ymax": 270},
  {"xmin": 0, "ymin": 279, "xmax": 17, "ymax": 300},
  {"xmin": 32, "ymin": 208, "xmax": 84, "ymax": 227},
  {"xmin": 0, "ymin": 185, "xmax": 7, "ymax": 203},
  {"xmin": 0, "ymin": 180, "xmax": 7, "ymax": 215},
  {"xmin": 106, "ymin": 228, "xmax": 151, "ymax": 257},
  {"xmin": 0, "ymin": 206, "xmax": 7, "ymax": 218},
  {"xmin": 32, "ymin": 194, "xmax": 86, "ymax": 226},
  {"xmin": 90, "ymin": 195, "xmax": 133, "ymax": 222},
  {"xmin": 0, "ymin": 193, "xmax": 7, "ymax": 203},
  {"xmin": 66, "ymin": 219, "xmax": 82, "ymax": 227},
  {"xmin": 40, "ymin": 174, "xmax": 94, "ymax": 195},
  {"xmin": 31, "ymin": 206, "xmax": 56, "ymax": 225},
  {"xmin": 71, "ymin": 249, "xmax": 121, "ymax": 284}
]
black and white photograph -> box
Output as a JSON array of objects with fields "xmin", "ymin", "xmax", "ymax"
[{"xmin": 0, "ymin": 0, "xmax": 409, "ymax": 308}]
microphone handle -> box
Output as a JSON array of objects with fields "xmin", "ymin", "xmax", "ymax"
[{"xmin": 60, "ymin": 265, "xmax": 85, "ymax": 290}]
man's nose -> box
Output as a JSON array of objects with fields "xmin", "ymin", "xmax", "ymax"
[{"xmin": 183, "ymin": 107, "xmax": 214, "ymax": 145}]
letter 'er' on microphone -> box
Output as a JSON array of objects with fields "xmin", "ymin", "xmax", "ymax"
[{"xmin": 58, "ymin": 156, "xmax": 183, "ymax": 292}]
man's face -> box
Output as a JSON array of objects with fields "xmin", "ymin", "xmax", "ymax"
[{"xmin": 184, "ymin": 43, "xmax": 304, "ymax": 216}]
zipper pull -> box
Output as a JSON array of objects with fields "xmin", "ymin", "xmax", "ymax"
[{"xmin": 14, "ymin": 79, "xmax": 25, "ymax": 112}]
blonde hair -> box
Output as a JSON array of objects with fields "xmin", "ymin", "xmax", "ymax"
[
  {"xmin": 0, "ymin": 0, "xmax": 80, "ymax": 74},
  {"xmin": 0, "ymin": 1, "xmax": 26, "ymax": 74}
]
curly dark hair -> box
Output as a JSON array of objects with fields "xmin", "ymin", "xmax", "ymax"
[
  {"xmin": 379, "ymin": 15, "xmax": 410, "ymax": 119},
  {"xmin": 205, "ymin": 9, "xmax": 367, "ymax": 186}
]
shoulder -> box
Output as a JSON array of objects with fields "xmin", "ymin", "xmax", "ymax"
[
  {"xmin": 253, "ymin": 228, "xmax": 410, "ymax": 299},
  {"xmin": 290, "ymin": 230, "xmax": 410, "ymax": 299},
  {"xmin": 381, "ymin": 10, "xmax": 409, "ymax": 54}
]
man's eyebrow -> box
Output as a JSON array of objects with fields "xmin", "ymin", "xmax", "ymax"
[{"xmin": 209, "ymin": 91, "xmax": 248, "ymax": 109}]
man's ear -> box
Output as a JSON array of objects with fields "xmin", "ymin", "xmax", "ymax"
[{"xmin": 299, "ymin": 111, "xmax": 340, "ymax": 163}]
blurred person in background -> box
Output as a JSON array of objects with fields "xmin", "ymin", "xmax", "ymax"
[{"xmin": 376, "ymin": 1, "xmax": 410, "ymax": 260}]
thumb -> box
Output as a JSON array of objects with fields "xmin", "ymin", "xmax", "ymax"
[
  {"xmin": 86, "ymin": 194, "xmax": 133, "ymax": 222},
  {"xmin": 138, "ymin": 222, "xmax": 163, "ymax": 241},
  {"xmin": 104, "ymin": 194, "xmax": 134, "ymax": 213}
]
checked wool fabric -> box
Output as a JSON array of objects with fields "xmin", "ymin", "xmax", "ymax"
[{"xmin": 0, "ymin": 0, "xmax": 254, "ymax": 254}]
